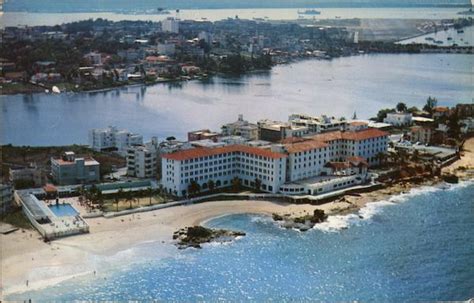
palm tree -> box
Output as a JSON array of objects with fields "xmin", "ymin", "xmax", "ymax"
[
  {"xmin": 254, "ymin": 178, "xmax": 262, "ymax": 191},
  {"xmin": 231, "ymin": 177, "xmax": 241, "ymax": 192},
  {"xmin": 124, "ymin": 191, "xmax": 135, "ymax": 209},
  {"xmin": 376, "ymin": 152, "xmax": 387, "ymax": 166},
  {"xmin": 188, "ymin": 180, "xmax": 201, "ymax": 197},
  {"xmin": 113, "ymin": 196, "xmax": 119, "ymax": 212},
  {"xmin": 146, "ymin": 187, "xmax": 154, "ymax": 206},
  {"xmin": 207, "ymin": 180, "xmax": 215, "ymax": 192}
]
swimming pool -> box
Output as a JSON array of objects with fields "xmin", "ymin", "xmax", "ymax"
[{"xmin": 48, "ymin": 204, "xmax": 79, "ymax": 217}]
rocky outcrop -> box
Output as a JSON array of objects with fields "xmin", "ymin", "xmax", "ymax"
[
  {"xmin": 442, "ymin": 173, "xmax": 459, "ymax": 184},
  {"xmin": 174, "ymin": 226, "xmax": 245, "ymax": 249},
  {"xmin": 273, "ymin": 209, "xmax": 328, "ymax": 232}
]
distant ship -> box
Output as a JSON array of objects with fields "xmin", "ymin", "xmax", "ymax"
[
  {"xmin": 298, "ymin": 9, "xmax": 321, "ymax": 15},
  {"xmin": 156, "ymin": 8, "xmax": 171, "ymax": 15},
  {"xmin": 457, "ymin": 8, "xmax": 474, "ymax": 15}
]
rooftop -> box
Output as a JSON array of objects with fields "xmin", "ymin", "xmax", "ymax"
[
  {"xmin": 284, "ymin": 139, "xmax": 328, "ymax": 153},
  {"xmin": 162, "ymin": 144, "xmax": 287, "ymax": 161}
]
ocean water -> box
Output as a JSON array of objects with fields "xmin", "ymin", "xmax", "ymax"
[
  {"xmin": 1, "ymin": 54, "xmax": 472, "ymax": 146},
  {"xmin": 0, "ymin": 8, "xmax": 464, "ymax": 28},
  {"xmin": 8, "ymin": 181, "xmax": 474, "ymax": 301}
]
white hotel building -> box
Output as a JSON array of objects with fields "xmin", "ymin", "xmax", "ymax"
[
  {"xmin": 162, "ymin": 126, "xmax": 388, "ymax": 197},
  {"xmin": 89, "ymin": 126, "xmax": 143, "ymax": 156}
]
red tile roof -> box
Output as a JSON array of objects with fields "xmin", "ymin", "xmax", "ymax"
[
  {"xmin": 284, "ymin": 140, "xmax": 328, "ymax": 153},
  {"xmin": 162, "ymin": 144, "xmax": 287, "ymax": 161},
  {"xmin": 310, "ymin": 128, "xmax": 388, "ymax": 142}
]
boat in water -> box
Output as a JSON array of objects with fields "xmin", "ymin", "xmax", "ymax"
[
  {"xmin": 457, "ymin": 8, "xmax": 474, "ymax": 15},
  {"xmin": 52, "ymin": 86, "xmax": 61, "ymax": 94},
  {"xmin": 298, "ymin": 9, "xmax": 321, "ymax": 15}
]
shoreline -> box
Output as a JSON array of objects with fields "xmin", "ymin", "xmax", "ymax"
[
  {"xmin": 2, "ymin": 181, "xmax": 472, "ymax": 298},
  {"xmin": 2, "ymin": 138, "xmax": 473, "ymax": 298}
]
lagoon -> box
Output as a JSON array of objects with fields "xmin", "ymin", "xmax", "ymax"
[{"xmin": 1, "ymin": 53, "xmax": 472, "ymax": 146}]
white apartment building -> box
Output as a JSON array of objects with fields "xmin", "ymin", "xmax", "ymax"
[
  {"xmin": 127, "ymin": 138, "xmax": 159, "ymax": 178},
  {"xmin": 162, "ymin": 127, "xmax": 389, "ymax": 197},
  {"xmin": 162, "ymin": 18, "xmax": 179, "ymax": 33},
  {"xmin": 384, "ymin": 112, "xmax": 413, "ymax": 127},
  {"xmin": 157, "ymin": 43, "xmax": 176, "ymax": 56},
  {"xmin": 89, "ymin": 126, "xmax": 143, "ymax": 156},
  {"xmin": 9, "ymin": 164, "xmax": 43, "ymax": 187},
  {"xmin": 289, "ymin": 114, "xmax": 348, "ymax": 133},
  {"xmin": 51, "ymin": 152, "xmax": 100, "ymax": 185},
  {"xmin": 221, "ymin": 115, "xmax": 259, "ymax": 140}
]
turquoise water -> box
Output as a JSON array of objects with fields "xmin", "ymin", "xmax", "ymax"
[
  {"xmin": 48, "ymin": 204, "xmax": 79, "ymax": 217},
  {"xmin": 10, "ymin": 181, "xmax": 474, "ymax": 301}
]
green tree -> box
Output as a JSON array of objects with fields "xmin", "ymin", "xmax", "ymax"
[
  {"xmin": 376, "ymin": 108, "xmax": 395, "ymax": 122},
  {"xmin": 207, "ymin": 180, "xmax": 215, "ymax": 192},
  {"xmin": 254, "ymin": 178, "xmax": 262, "ymax": 191},
  {"xmin": 423, "ymin": 96, "xmax": 438, "ymax": 115},
  {"xmin": 146, "ymin": 187, "xmax": 154, "ymax": 206},
  {"xmin": 124, "ymin": 191, "xmax": 135, "ymax": 209},
  {"xmin": 396, "ymin": 102, "xmax": 408, "ymax": 113},
  {"xmin": 407, "ymin": 106, "xmax": 419, "ymax": 114},
  {"xmin": 231, "ymin": 177, "xmax": 241, "ymax": 192},
  {"xmin": 188, "ymin": 180, "xmax": 201, "ymax": 196}
]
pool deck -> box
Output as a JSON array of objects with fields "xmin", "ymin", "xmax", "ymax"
[{"xmin": 14, "ymin": 190, "xmax": 89, "ymax": 240}]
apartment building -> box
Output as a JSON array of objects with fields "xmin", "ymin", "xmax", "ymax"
[
  {"xmin": 162, "ymin": 18, "xmax": 180, "ymax": 33},
  {"xmin": 9, "ymin": 164, "xmax": 43, "ymax": 187},
  {"xmin": 289, "ymin": 114, "xmax": 348, "ymax": 133},
  {"xmin": 188, "ymin": 129, "xmax": 220, "ymax": 142},
  {"xmin": 51, "ymin": 152, "xmax": 100, "ymax": 185},
  {"xmin": 127, "ymin": 138, "xmax": 159, "ymax": 178},
  {"xmin": 89, "ymin": 126, "xmax": 143, "ymax": 156},
  {"xmin": 384, "ymin": 112, "xmax": 412, "ymax": 127},
  {"xmin": 221, "ymin": 115, "xmax": 259, "ymax": 140},
  {"xmin": 258, "ymin": 119, "xmax": 309, "ymax": 142},
  {"xmin": 409, "ymin": 126, "xmax": 433, "ymax": 144}
]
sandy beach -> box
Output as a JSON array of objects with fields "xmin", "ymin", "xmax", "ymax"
[
  {"xmin": 1, "ymin": 199, "xmax": 350, "ymax": 297},
  {"xmin": 2, "ymin": 138, "xmax": 473, "ymax": 298}
]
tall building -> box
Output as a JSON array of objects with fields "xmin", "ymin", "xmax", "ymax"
[
  {"xmin": 162, "ymin": 18, "xmax": 179, "ymax": 33},
  {"xmin": 89, "ymin": 126, "xmax": 143, "ymax": 156},
  {"xmin": 51, "ymin": 152, "xmax": 100, "ymax": 185},
  {"xmin": 127, "ymin": 137, "xmax": 159, "ymax": 178}
]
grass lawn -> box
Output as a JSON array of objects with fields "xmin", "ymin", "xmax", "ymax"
[{"xmin": 102, "ymin": 195, "xmax": 167, "ymax": 212}]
